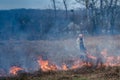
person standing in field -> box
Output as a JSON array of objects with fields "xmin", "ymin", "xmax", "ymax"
[
  {"xmin": 76, "ymin": 34, "xmax": 87, "ymax": 53},
  {"xmin": 76, "ymin": 34, "xmax": 87, "ymax": 61},
  {"xmin": 77, "ymin": 34, "xmax": 97, "ymax": 66}
]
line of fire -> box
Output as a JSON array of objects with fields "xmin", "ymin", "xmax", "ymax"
[{"xmin": 0, "ymin": 34, "xmax": 120, "ymax": 77}]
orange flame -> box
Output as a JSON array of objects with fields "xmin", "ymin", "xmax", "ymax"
[
  {"xmin": 37, "ymin": 52, "xmax": 120, "ymax": 72},
  {"xmin": 87, "ymin": 54, "xmax": 97, "ymax": 60},
  {"xmin": 37, "ymin": 56, "xmax": 57, "ymax": 71},
  {"xmin": 62, "ymin": 63, "xmax": 68, "ymax": 70},
  {"xmin": 104, "ymin": 56, "xmax": 120, "ymax": 67},
  {"xmin": 100, "ymin": 49, "xmax": 120, "ymax": 67},
  {"xmin": 71, "ymin": 59, "xmax": 84, "ymax": 69},
  {"xmin": 9, "ymin": 66, "xmax": 23, "ymax": 75},
  {"xmin": 101, "ymin": 49, "xmax": 107, "ymax": 58}
]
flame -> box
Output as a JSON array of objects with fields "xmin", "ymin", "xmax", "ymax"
[
  {"xmin": 37, "ymin": 52, "xmax": 120, "ymax": 72},
  {"xmin": 7, "ymin": 53, "xmax": 120, "ymax": 76},
  {"xmin": 71, "ymin": 63, "xmax": 81, "ymax": 69},
  {"xmin": 71, "ymin": 59, "xmax": 84, "ymax": 69},
  {"xmin": 87, "ymin": 54, "xmax": 97, "ymax": 60},
  {"xmin": 100, "ymin": 49, "xmax": 120, "ymax": 67},
  {"xmin": 101, "ymin": 49, "xmax": 107, "ymax": 58},
  {"xmin": 104, "ymin": 56, "xmax": 120, "ymax": 67},
  {"xmin": 62, "ymin": 63, "xmax": 68, "ymax": 70},
  {"xmin": 37, "ymin": 56, "xmax": 57, "ymax": 71},
  {"xmin": 1, "ymin": 47, "xmax": 120, "ymax": 76},
  {"xmin": 9, "ymin": 66, "xmax": 23, "ymax": 75}
]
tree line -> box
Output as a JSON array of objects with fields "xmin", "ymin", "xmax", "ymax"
[
  {"xmin": 0, "ymin": 0, "xmax": 120, "ymax": 40},
  {"xmin": 51, "ymin": 0, "xmax": 120, "ymax": 35}
]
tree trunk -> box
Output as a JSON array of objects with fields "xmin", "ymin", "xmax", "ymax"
[
  {"xmin": 109, "ymin": 0, "xmax": 118, "ymax": 34},
  {"xmin": 52, "ymin": 0, "xmax": 57, "ymax": 18},
  {"xmin": 63, "ymin": 0, "xmax": 68, "ymax": 19}
]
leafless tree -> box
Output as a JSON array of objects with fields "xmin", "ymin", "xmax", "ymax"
[
  {"xmin": 75, "ymin": 0, "xmax": 120, "ymax": 34},
  {"xmin": 75, "ymin": 0, "xmax": 90, "ymax": 20},
  {"xmin": 51, "ymin": 0, "xmax": 57, "ymax": 18},
  {"xmin": 75, "ymin": 0, "xmax": 99, "ymax": 34},
  {"xmin": 63, "ymin": 0, "xmax": 68, "ymax": 19},
  {"xmin": 103, "ymin": 0, "xmax": 119, "ymax": 34}
]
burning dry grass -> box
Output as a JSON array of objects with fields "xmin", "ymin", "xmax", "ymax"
[
  {"xmin": 0, "ymin": 35, "xmax": 120, "ymax": 79},
  {"xmin": 9, "ymin": 66, "xmax": 24, "ymax": 75},
  {"xmin": 0, "ymin": 66, "xmax": 120, "ymax": 80}
]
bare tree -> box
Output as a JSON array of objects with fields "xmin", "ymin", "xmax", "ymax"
[
  {"xmin": 75, "ymin": 0, "xmax": 99, "ymax": 35},
  {"xmin": 75, "ymin": 0, "xmax": 91, "ymax": 34},
  {"xmin": 104, "ymin": 0, "xmax": 119, "ymax": 34},
  {"xmin": 51, "ymin": 0, "xmax": 57, "ymax": 18},
  {"xmin": 100, "ymin": 0, "xmax": 103, "ymax": 28},
  {"xmin": 110, "ymin": 0, "xmax": 119, "ymax": 34},
  {"xmin": 75, "ymin": 0, "xmax": 90, "ymax": 20},
  {"xmin": 63, "ymin": 0, "xmax": 68, "ymax": 19}
]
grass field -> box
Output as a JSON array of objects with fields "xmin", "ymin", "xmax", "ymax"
[{"xmin": 0, "ymin": 35, "xmax": 120, "ymax": 80}]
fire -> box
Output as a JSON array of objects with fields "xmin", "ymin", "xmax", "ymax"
[
  {"xmin": 2, "ymin": 51, "xmax": 120, "ymax": 76},
  {"xmin": 0, "ymin": 48, "xmax": 119, "ymax": 76},
  {"xmin": 37, "ymin": 56, "xmax": 57, "ymax": 71},
  {"xmin": 87, "ymin": 54, "xmax": 97, "ymax": 60},
  {"xmin": 9, "ymin": 66, "xmax": 23, "ymax": 75},
  {"xmin": 62, "ymin": 63, "xmax": 68, "ymax": 70},
  {"xmin": 37, "ymin": 51, "xmax": 120, "ymax": 72},
  {"xmin": 101, "ymin": 49, "xmax": 107, "ymax": 58},
  {"xmin": 100, "ymin": 49, "xmax": 120, "ymax": 67},
  {"xmin": 71, "ymin": 62, "xmax": 81, "ymax": 69},
  {"xmin": 105, "ymin": 56, "xmax": 120, "ymax": 67},
  {"xmin": 71, "ymin": 59, "xmax": 85, "ymax": 69}
]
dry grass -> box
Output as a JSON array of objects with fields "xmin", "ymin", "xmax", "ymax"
[
  {"xmin": 0, "ymin": 35, "xmax": 120, "ymax": 80},
  {"xmin": 0, "ymin": 66, "xmax": 120, "ymax": 80}
]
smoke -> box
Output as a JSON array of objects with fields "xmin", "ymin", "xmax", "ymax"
[
  {"xmin": 95, "ymin": 35, "xmax": 119, "ymax": 56},
  {"xmin": 0, "ymin": 37, "xmax": 80, "ymax": 75},
  {"xmin": 0, "ymin": 34, "xmax": 120, "ymax": 76},
  {"xmin": 0, "ymin": 40, "xmax": 40, "ymax": 74}
]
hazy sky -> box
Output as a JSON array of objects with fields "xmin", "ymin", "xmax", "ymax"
[{"xmin": 0, "ymin": 0, "xmax": 81, "ymax": 10}]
